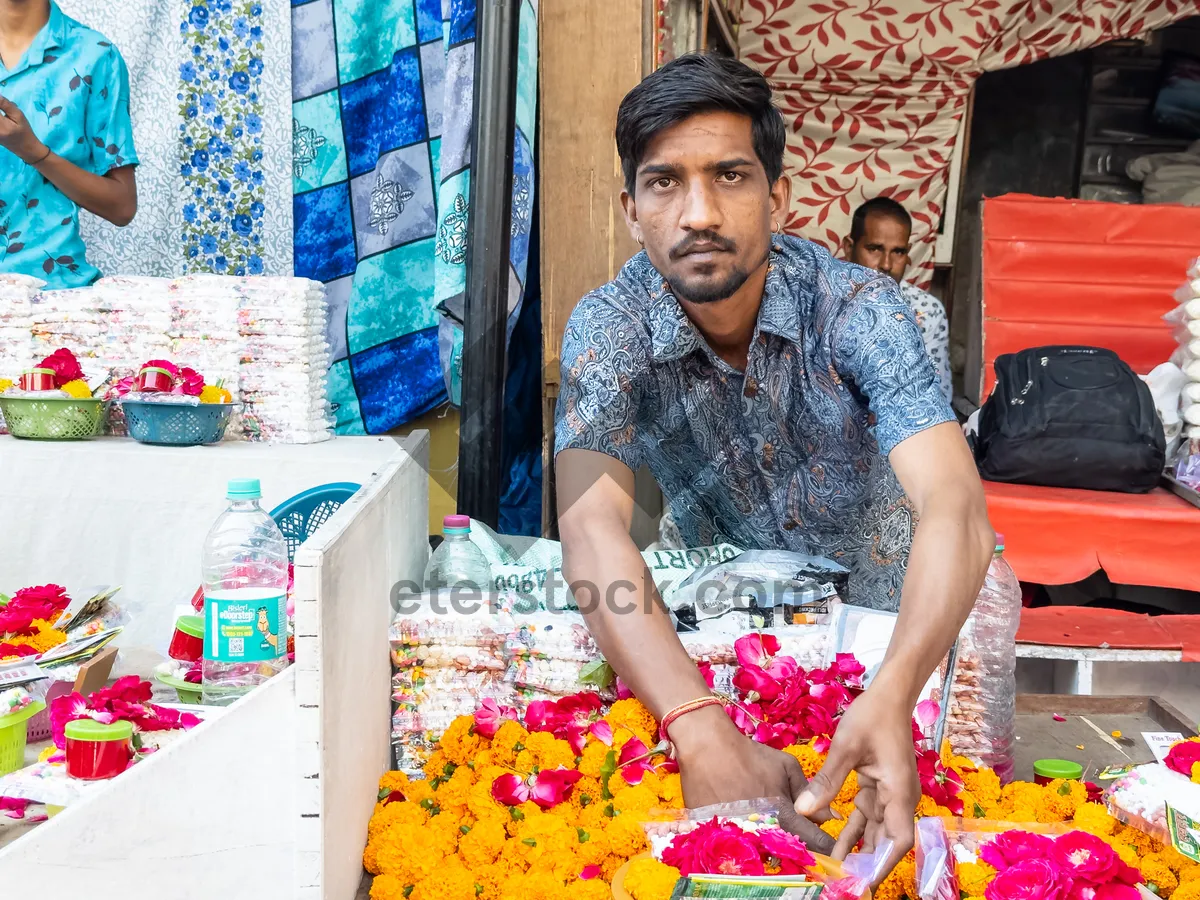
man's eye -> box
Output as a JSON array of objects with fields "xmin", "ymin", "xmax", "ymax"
[
  {"xmin": 719, "ymin": 171, "xmax": 743, "ymax": 183},
  {"xmin": 652, "ymin": 177, "xmax": 674, "ymax": 189}
]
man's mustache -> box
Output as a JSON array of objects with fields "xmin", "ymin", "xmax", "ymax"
[{"xmin": 669, "ymin": 230, "xmax": 737, "ymax": 260}]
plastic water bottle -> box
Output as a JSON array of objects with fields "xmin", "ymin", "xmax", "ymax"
[
  {"xmin": 201, "ymin": 478, "xmax": 290, "ymax": 705},
  {"xmin": 424, "ymin": 515, "xmax": 492, "ymax": 591},
  {"xmin": 969, "ymin": 533, "xmax": 1023, "ymax": 782}
]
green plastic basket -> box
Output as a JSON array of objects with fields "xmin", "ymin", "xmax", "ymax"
[
  {"xmin": 155, "ymin": 673, "xmax": 202, "ymax": 705},
  {"xmin": 0, "ymin": 701, "xmax": 46, "ymax": 776},
  {"xmin": 0, "ymin": 396, "xmax": 106, "ymax": 440}
]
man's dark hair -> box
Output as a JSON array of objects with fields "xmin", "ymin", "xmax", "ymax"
[
  {"xmin": 849, "ymin": 197, "xmax": 912, "ymax": 242},
  {"xmin": 615, "ymin": 53, "xmax": 786, "ymax": 195}
]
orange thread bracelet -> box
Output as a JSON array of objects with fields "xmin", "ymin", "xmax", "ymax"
[{"xmin": 659, "ymin": 696, "xmax": 723, "ymax": 744}]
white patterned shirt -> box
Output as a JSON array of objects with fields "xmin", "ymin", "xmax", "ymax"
[{"xmin": 898, "ymin": 281, "xmax": 953, "ymax": 406}]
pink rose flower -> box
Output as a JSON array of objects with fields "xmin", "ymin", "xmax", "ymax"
[
  {"xmin": 985, "ymin": 859, "xmax": 1064, "ymax": 900},
  {"xmin": 757, "ymin": 827, "xmax": 816, "ymax": 874},
  {"xmin": 1165, "ymin": 739, "xmax": 1200, "ymax": 780},
  {"xmin": 980, "ymin": 831, "xmax": 1056, "ymax": 872},
  {"xmin": 40, "ymin": 348, "xmax": 84, "ymax": 387},
  {"xmin": 1050, "ymin": 832, "xmax": 1119, "ymax": 885},
  {"xmin": 664, "ymin": 819, "xmax": 767, "ymax": 877},
  {"xmin": 472, "ymin": 698, "xmax": 518, "ymax": 739}
]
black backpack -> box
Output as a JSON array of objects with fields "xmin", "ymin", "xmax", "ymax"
[{"xmin": 974, "ymin": 346, "xmax": 1165, "ymax": 493}]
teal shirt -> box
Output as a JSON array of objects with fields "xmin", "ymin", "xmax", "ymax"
[{"xmin": 0, "ymin": 3, "xmax": 138, "ymax": 288}]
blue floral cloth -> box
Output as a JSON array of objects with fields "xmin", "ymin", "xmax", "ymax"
[
  {"xmin": 0, "ymin": 2, "xmax": 137, "ymax": 288},
  {"xmin": 554, "ymin": 236, "xmax": 955, "ymax": 609}
]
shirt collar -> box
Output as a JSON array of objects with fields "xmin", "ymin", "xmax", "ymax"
[
  {"xmin": 643, "ymin": 243, "xmax": 803, "ymax": 363},
  {"xmin": 20, "ymin": 2, "xmax": 67, "ymax": 70}
]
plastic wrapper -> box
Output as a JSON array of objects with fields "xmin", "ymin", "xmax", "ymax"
[
  {"xmin": 671, "ymin": 550, "xmax": 848, "ymax": 625},
  {"xmin": 505, "ymin": 656, "xmax": 603, "ymax": 695},
  {"xmin": 391, "ymin": 642, "xmax": 506, "ymax": 671},
  {"xmin": 504, "ymin": 612, "xmax": 597, "ymax": 662},
  {"xmin": 641, "ymin": 797, "xmax": 878, "ymax": 900},
  {"xmin": 391, "ymin": 667, "xmax": 509, "ymax": 703},
  {"xmin": 391, "ymin": 600, "xmax": 513, "ymax": 647},
  {"xmin": 1105, "ymin": 762, "xmax": 1200, "ymax": 844},
  {"xmin": 914, "ymin": 817, "xmax": 956, "ymax": 900}
]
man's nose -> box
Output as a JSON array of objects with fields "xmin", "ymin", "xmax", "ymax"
[{"xmin": 678, "ymin": 181, "xmax": 722, "ymax": 233}]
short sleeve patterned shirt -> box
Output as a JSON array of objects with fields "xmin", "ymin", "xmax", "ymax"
[
  {"xmin": 554, "ymin": 236, "xmax": 955, "ymax": 610},
  {"xmin": 0, "ymin": 3, "xmax": 138, "ymax": 289}
]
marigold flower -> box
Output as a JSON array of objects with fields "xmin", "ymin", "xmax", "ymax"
[
  {"xmin": 612, "ymin": 784, "xmax": 658, "ymax": 814},
  {"xmin": 437, "ymin": 766, "xmax": 476, "ymax": 812},
  {"xmin": 1142, "ymin": 856, "xmax": 1180, "ymax": 898},
  {"xmin": 59, "ymin": 379, "xmax": 92, "ymax": 399},
  {"xmin": 1116, "ymin": 825, "xmax": 1155, "ymax": 855},
  {"xmin": 362, "ymin": 839, "xmax": 382, "ymax": 875},
  {"xmin": 526, "ymin": 731, "xmax": 576, "ymax": 771},
  {"xmin": 784, "ymin": 742, "xmax": 824, "ymax": 779},
  {"xmin": 1071, "ymin": 802, "xmax": 1118, "ymax": 837},
  {"xmin": 602, "ymin": 854, "xmax": 626, "ymax": 882},
  {"xmin": 474, "ymin": 863, "xmax": 508, "ymax": 900},
  {"xmin": 956, "ymin": 861, "xmax": 996, "ymax": 897},
  {"xmin": 1039, "ymin": 779, "xmax": 1086, "ymax": 821},
  {"xmin": 575, "ymin": 880, "xmax": 612, "ymax": 900},
  {"xmin": 963, "ymin": 769, "xmax": 1003, "ymax": 807},
  {"xmin": 378, "ymin": 771, "xmax": 411, "ymax": 794},
  {"xmin": 1176, "ymin": 883, "xmax": 1200, "ymax": 900},
  {"xmin": 1180, "ymin": 866, "xmax": 1200, "ymax": 886},
  {"xmin": 492, "ymin": 720, "xmax": 530, "ymax": 765},
  {"xmin": 660, "ymin": 772, "xmax": 684, "ymax": 808},
  {"xmin": 578, "ymin": 801, "xmax": 614, "ymax": 830},
  {"xmin": 459, "ymin": 816, "xmax": 507, "ymax": 868},
  {"xmin": 369, "ymin": 873, "xmax": 408, "ymax": 900},
  {"xmin": 578, "ymin": 741, "xmax": 611, "ymax": 779},
  {"xmin": 623, "ymin": 857, "xmax": 680, "ymax": 900},
  {"xmin": 198, "ymin": 384, "xmax": 233, "ymax": 404},
  {"xmin": 441, "ymin": 714, "xmax": 484, "ymax": 766},
  {"xmin": 500, "ymin": 870, "xmax": 566, "ymax": 900},
  {"xmin": 427, "ymin": 809, "xmax": 465, "ymax": 856},
  {"xmin": 410, "ymin": 860, "xmax": 477, "ymax": 900},
  {"xmin": 606, "ymin": 698, "xmax": 658, "ymax": 738},
  {"xmin": 423, "ymin": 750, "xmax": 450, "ymax": 781},
  {"xmin": 604, "ymin": 812, "xmax": 649, "ymax": 857},
  {"xmin": 1007, "ymin": 806, "xmax": 1040, "ymax": 824},
  {"xmin": 375, "ymin": 823, "xmax": 444, "ymax": 883},
  {"xmin": 1102, "ymin": 836, "xmax": 1141, "ymax": 868},
  {"xmin": 367, "ymin": 799, "xmax": 428, "ymax": 839},
  {"xmin": 1161, "ymin": 846, "xmax": 1194, "ymax": 875},
  {"xmin": 821, "ymin": 818, "xmax": 846, "ymax": 839},
  {"xmin": 0, "ymin": 378, "xmax": 12, "ymax": 394},
  {"xmin": 576, "ymin": 826, "xmax": 611, "ymax": 867}
]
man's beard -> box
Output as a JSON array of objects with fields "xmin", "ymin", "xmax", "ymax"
[{"xmin": 666, "ymin": 265, "xmax": 752, "ymax": 305}]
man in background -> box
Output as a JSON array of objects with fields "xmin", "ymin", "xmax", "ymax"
[{"xmin": 843, "ymin": 198, "xmax": 953, "ymax": 405}]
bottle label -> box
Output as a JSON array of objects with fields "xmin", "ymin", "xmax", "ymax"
[{"xmin": 204, "ymin": 589, "xmax": 287, "ymax": 663}]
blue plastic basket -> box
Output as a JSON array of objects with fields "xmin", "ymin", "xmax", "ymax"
[
  {"xmin": 270, "ymin": 482, "xmax": 360, "ymax": 561},
  {"xmin": 120, "ymin": 400, "xmax": 235, "ymax": 446}
]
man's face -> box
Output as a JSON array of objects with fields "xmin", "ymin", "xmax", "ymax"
[
  {"xmin": 843, "ymin": 212, "xmax": 911, "ymax": 282},
  {"xmin": 621, "ymin": 111, "xmax": 788, "ymax": 305}
]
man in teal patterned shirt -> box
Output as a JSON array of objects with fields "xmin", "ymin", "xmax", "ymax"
[{"xmin": 0, "ymin": 0, "xmax": 138, "ymax": 288}]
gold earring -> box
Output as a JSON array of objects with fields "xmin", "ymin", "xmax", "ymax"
[
  {"xmin": 637, "ymin": 234, "xmax": 645, "ymax": 247},
  {"xmin": 771, "ymin": 221, "xmax": 780, "ymax": 235}
]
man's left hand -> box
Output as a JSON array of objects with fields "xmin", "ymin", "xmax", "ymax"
[
  {"xmin": 0, "ymin": 96, "xmax": 47, "ymax": 164},
  {"xmin": 794, "ymin": 687, "xmax": 919, "ymax": 885}
]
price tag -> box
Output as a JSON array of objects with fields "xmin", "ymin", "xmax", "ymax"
[{"xmin": 1142, "ymin": 731, "xmax": 1185, "ymax": 764}]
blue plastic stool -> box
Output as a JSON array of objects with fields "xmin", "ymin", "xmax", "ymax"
[{"xmin": 269, "ymin": 482, "xmax": 360, "ymax": 562}]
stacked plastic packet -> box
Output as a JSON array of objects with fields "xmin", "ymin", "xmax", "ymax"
[
  {"xmin": 87, "ymin": 277, "xmax": 174, "ymax": 377},
  {"xmin": 0, "ymin": 273, "xmax": 40, "ymax": 377},
  {"xmin": 1170, "ymin": 257, "xmax": 1200, "ymax": 449},
  {"xmin": 226, "ymin": 276, "xmax": 333, "ymax": 444},
  {"xmin": 167, "ymin": 277, "xmax": 244, "ymax": 438},
  {"xmin": 30, "ymin": 286, "xmax": 108, "ymax": 366}
]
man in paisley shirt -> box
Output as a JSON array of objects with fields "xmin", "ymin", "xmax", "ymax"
[
  {"xmin": 842, "ymin": 197, "xmax": 954, "ymax": 405},
  {"xmin": 0, "ymin": 0, "xmax": 138, "ymax": 288},
  {"xmin": 555, "ymin": 55, "xmax": 993, "ymax": 877}
]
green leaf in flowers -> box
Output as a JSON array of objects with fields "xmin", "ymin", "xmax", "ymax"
[
  {"xmin": 1058, "ymin": 782, "xmax": 1073, "ymax": 796},
  {"xmin": 522, "ymin": 838, "xmax": 537, "ymax": 847},
  {"xmin": 600, "ymin": 749, "xmax": 618, "ymax": 800},
  {"xmin": 510, "ymin": 807, "xmax": 525, "ymax": 821},
  {"xmin": 0, "ymin": 593, "xmax": 10, "ymax": 607},
  {"xmin": 603, "ymin": 803, "xmax": 615, "ymax": 818},
  {"xmin": 577, "ymin": 828, "xmax": 590, "ymax": 843},
  {"xmin": 578, "ymin": 659, "xmax": 615, "ymax": 690},
  {"xmin": 460, "ymin": 825, "xmax": 472, "ymax": 835},
  {"xmin": 579, "ymin": 794, "xmax": 592, "ymax": 808}
]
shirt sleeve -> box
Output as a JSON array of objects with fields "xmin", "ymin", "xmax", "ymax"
[
  {"xmin": 553, "ymin": 292, "xmax": 649, "ymax": 473},
  {"xmin": 832, "ymin": 276, "xmax": 955, "ymax": 455},
  {"xmin": 85, "ymin": 45, "xmax": 138, "ymax": 175}
]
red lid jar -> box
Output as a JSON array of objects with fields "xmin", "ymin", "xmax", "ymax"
[
  {"xmin": 18, "ymin": 368, "xmax": 56, "ymax": 391},
  {"xmin": 65, "ymin": 719, "xmax": 134, "ymax": 780},
  {"xmin": 135, "ymin": 366, "xmax": 175, "ymax": 393},
  {"xmin": 168, "ymin": 615, "xmax": 205, "ymax": 663}
]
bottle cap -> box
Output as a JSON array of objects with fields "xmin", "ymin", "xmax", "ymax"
[
  {"xmin": 65, "ymin": 719, "xmax": 134, "ymax": 742},
  {"xmin": 175, "ymin": 615, "xmax": 205, "ymax": 639},
  {"xmin": 227, "ymin": 478, "xmax": 262, "ymax": 500},
  {"xmin": 443, "ymin": 514, "xmax": 471, "ymax": 532},
  {"xmin": 1033, "ymin": 758, "xmax": 1083, "ymax": 780},
  {"xmin": 995, "ymin": 532, "xmax": 1005, "ymax": 553}
]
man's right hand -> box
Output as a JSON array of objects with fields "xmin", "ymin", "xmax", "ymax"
[{"xmin": 671, "ymin": 704, "xmax": 835, "ymax": 856}]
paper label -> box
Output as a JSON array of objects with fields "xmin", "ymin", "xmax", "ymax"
[
  {"xmin": 1143, "ymin": 732, "xmax": 1185, "ymax": 764},
  {"xmin": 1166, "ymin": 804, "xmax": 1200, "ymax": 863},
  {"xmin": 205, "ymin": 589, "xmax": 286, "ymax": 663},
  {"xmin": 0, "ymin": 663, "xmax": 45, "ymax": 688}
]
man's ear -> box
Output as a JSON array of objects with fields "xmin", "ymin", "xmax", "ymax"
[
  {"xmin": 620, "ymin": 189, "xmax": 641, "ymax": 244},
  {"xmin": 769, "ymin": 173, "xmax": 791, "ymax": 232},
  {"xmin": 841, "ymin": 236, "xmax": 855, "ymax": 260}
]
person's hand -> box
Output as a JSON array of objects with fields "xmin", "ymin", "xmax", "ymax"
[
  {"xmin": 0, "ymin": 95, "xmax": 47, "ymax": 164},
  {"xmin": 795, "ymin": 687, "xmax": 919, "ymax": 885},
  {"xmin": 671, "ymin": 704, "xmax": 836, "ymax": 856}
]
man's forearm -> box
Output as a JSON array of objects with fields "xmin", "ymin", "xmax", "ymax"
[
  {"xmin": 562, "ymin": 520, "xmax": 709, "ymax": 721},
  {"xmin": 873, "ymin": 493, "xmax": 994, "ymax": 708},
  {"xmin": 34, "ymin": 152, "xmax": 135, "ymax": 226}
]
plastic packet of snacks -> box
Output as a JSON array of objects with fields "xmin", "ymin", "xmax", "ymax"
[
  {"xmin": 390, "ymin": 600, "xmax": 515, "ymax": 648},
  {"xmin": 391, "ymin": 667, "xmax": 510, "ymax": 704},
  {"xmin": 390, "ymin": 642, "xmax": 507, "ymax": 671},
  {"xmin": 1105, "ymin": 762, "xmax": 1200, "ymax": 845},
  {"xmin": 503, "ymin": 612, "xmax": 597, "ymax": 663},
  {"xmin": 505, "ymin": 657, "xmax": 609, "ymax": 696}
]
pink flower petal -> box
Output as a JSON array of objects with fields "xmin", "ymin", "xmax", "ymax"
[
  {"xmin": 1053, "ymin": 714, "xmax": 1066, "ymax": 722},
  {"xmin": 490, "ymin": 773, "xmax": 530, "ymax": 807},
  {"xmin": 915, "ymin": 699, "xmax": 941, "ymax": 730},
  {"xmin": 579, "ymin": 865, "xmax": 601, "ymax": 881},
  {"xmin": 589, "ymin": 720, "xmax": 614, "ymax": 746}
]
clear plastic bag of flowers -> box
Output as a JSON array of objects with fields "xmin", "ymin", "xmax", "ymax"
[{"xmin": 639, "ymin": 796, "xmax": 875, "ymax": 899}]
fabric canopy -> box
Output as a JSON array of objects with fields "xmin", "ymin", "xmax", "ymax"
[{"xmin": 739, "ymin": 0, "xmax": 1196, "ymax": 286}]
